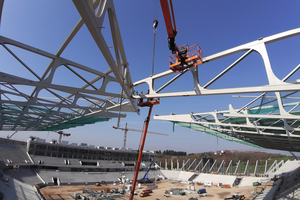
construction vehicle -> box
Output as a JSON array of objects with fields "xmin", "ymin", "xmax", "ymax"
[
  {"xmin": 140, "ymin": 188, "xmax": 153, "ymax": 197},
  {"xmin": 143, "ymin": 188, "xmax": 153, "ymax": 193},
  {"xmin": 224, "ymin": 194, "xmax": 245, "ymax": 200},
  {"xmin": 197, "ymin": 188, "xmax": 206, "ymax": 194},
  {"xmin": 140, "ymin": 191, "xmax": 150, "ymax": 197},
  {"xmin": 160, "ymin": 0, "xmax": 203, "ymax": 72},
  {"xmin": 95, "ymin": 182, "xmax": 101, "ymax": 186},
  {"xmin": 95, "ymin": 180, "xmax": 107, "ymax": 186},
  {"xmin": 253, "ymin": 182, "xmax": 261, "ymax": 186},
  {"xmin": 103, "ymin": 188, "xmax": 110, "ymax": 194},
  {"xmin": 138, "ymin": 160, "xmax": 154, "ymax": 183},
  {"xmin": 200, "ymin": 193, "xmax": 208, "ymax": 197},
  {"xmin": 222, "ymin": 184, "xmax": 231, "ymax": 188}
]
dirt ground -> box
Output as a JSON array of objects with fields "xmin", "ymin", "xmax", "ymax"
[{"xmin": 39, "ymin": 180, "xmax": 268, "ymax": 200}]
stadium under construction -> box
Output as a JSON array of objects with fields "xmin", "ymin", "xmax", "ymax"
[{"xmin": 1, "ymin": 0, "xmax": 300, "ymax": 199}]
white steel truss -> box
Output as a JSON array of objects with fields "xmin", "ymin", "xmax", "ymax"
[
  {"xmin": 0, "ymin": 0, "xmax": 138, "ymax": 131},
  {"xmin": 147, "ymin": 27, "xmax": 300, "ymax": 152},
  {"xmin": 133, "ymin": 28, "xmax": 300, "ymax": 99},
  {"xmin": 154, "ymin": 89, "xmax": 300, "ymax": 151}
]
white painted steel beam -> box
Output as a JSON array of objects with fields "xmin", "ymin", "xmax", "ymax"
[
  {"xmin": 0, "ymin": 0, "xmax": 137, "ymax": 131},
  {"xmin": 72, "ymin": 0, "xmax": 137, "ymax": 111},
  {"xmin": 133, "ymin": 28, "xmax": 300, "ymax": 99}
]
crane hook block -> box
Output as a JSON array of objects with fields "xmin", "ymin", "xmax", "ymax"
[{"xmin": 153, "ymin": 19, "xmax": 158, "ymax": 29}]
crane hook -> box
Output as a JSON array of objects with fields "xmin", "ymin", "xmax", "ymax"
[{"xmin": 153, "ymin": 19, "xmax": 158, "ymax": 32}]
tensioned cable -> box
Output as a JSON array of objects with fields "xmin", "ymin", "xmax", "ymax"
[
  {"xmin": 152, "ymin": 20, "xmax": 158, "ymax": 76},
  {"xmin": 151, "ymin": 0, "xmax": 159, "ymax": 76}
]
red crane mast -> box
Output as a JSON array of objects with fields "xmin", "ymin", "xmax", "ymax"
[{"xmin": 129, "ymin": 99, "xmax": 160, "ymax": 200}]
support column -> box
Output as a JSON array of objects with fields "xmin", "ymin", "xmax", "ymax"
[
  {"xmin": 244, "ymin": 160, "xmax": 250, "ymax": 176},
  {"xmin": 254, "ymin": 160, "xmax": 259, "ymax": 175},
  {"xmin": 165, "ymin": 159, "xmax": 167, "ymax": 170},
  {"xmin": 265, "ymin": 160, "xmax": 268, "ymax": 174}
]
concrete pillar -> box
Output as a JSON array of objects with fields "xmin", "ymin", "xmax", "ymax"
[
  {"xmin": 265, "ymin": 160, "xmax": 268, "ymax": 173},
  {"xmin": 171, "ymin": 159, "xmax": 173, "ymax": 170},
  {"xmin": 165, "ymin": 159, "xmax": 167, "ymax": 170}
]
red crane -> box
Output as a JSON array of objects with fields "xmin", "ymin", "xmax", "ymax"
[
  {"xmin": 160, "ymin": 0, "xmax": 203, "ymax": 72},
  {"xmin": 113, "ymin": 123, "xmax": 168, "ymax": 149},
  {"xmin": 55, "ymin": 131, "xmax": 71, "ymax": 143}
]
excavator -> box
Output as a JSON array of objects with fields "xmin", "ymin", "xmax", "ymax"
[{"xmin": 160, "ymin": 0, "xmax": 203, "ymax": 72}]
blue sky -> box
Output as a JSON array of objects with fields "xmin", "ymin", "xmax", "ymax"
[{"xmin": 1, "ymin": 1, "xmax": 300, "ymax": 155}]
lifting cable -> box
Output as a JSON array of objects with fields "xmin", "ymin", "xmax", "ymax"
[
  {"xmin": 151, "ymin": 0, "xmax": 159, "ymax": 76},
  {"xmin": 152, "ymin": 19, "xmax": 158, "ymax": 76}
]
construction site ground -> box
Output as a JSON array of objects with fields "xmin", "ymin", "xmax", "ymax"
[{"xmin": 39, "ymin": 179, "xmax": 267, "ymax": 200}]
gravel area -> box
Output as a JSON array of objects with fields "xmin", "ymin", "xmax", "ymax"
[{"xmin": 40, "ymin": 179, "xmax": 265, "ymax": 200}]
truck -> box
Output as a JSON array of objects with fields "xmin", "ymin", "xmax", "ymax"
[
  {"xmin": 197, "ymin": 189, "xmax": 206, "ymax": 194},
  {"xmin": 140, "ymin": 191, "xmax": 150, "ymax": 197},
  {"xmin": 143, "ymin": 188, "xmax": 153, "ymax": 193},
  {"xmin": 139, "ymin": 188, "xmax": 153, "ymax": 197}
]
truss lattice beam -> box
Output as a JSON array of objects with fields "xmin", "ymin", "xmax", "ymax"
[
  {"xmin": 154, "ymin": 90, "xmax": 300, "ymax": 152},
  {"xmin": 0, "ymin": 0, "xmax": 137, "ymax": 131},
  {"xmin": 133, "ymin": 27, "xmax": 300, "ymax": 99}
]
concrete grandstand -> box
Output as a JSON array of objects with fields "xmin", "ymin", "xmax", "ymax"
[
  {"xmin": 0, "ymin": 136, "xmax": 300, "ymax": 199},
  {"xmin": 0, "ymin": 137, "xmax": 162, "ymax": 199},
  {"xmin": 0, "ymin": 131, "xmax": 300, "ymax": 200}
]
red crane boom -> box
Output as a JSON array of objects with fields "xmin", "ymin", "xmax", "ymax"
[
  {"xmin": 160, "ymin": 0, "xmax": 177, "ymax": 52},
  {"xmin": 56, "ymin": 131, "xmax": 71, "ymax": 143},
  {"xmin": 160, "ymin": 0, "xmax": 203, "ymax": 72},
  {"xmin": 113, "ymin": 123, "xmax": 168, "ymax": 148}
]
